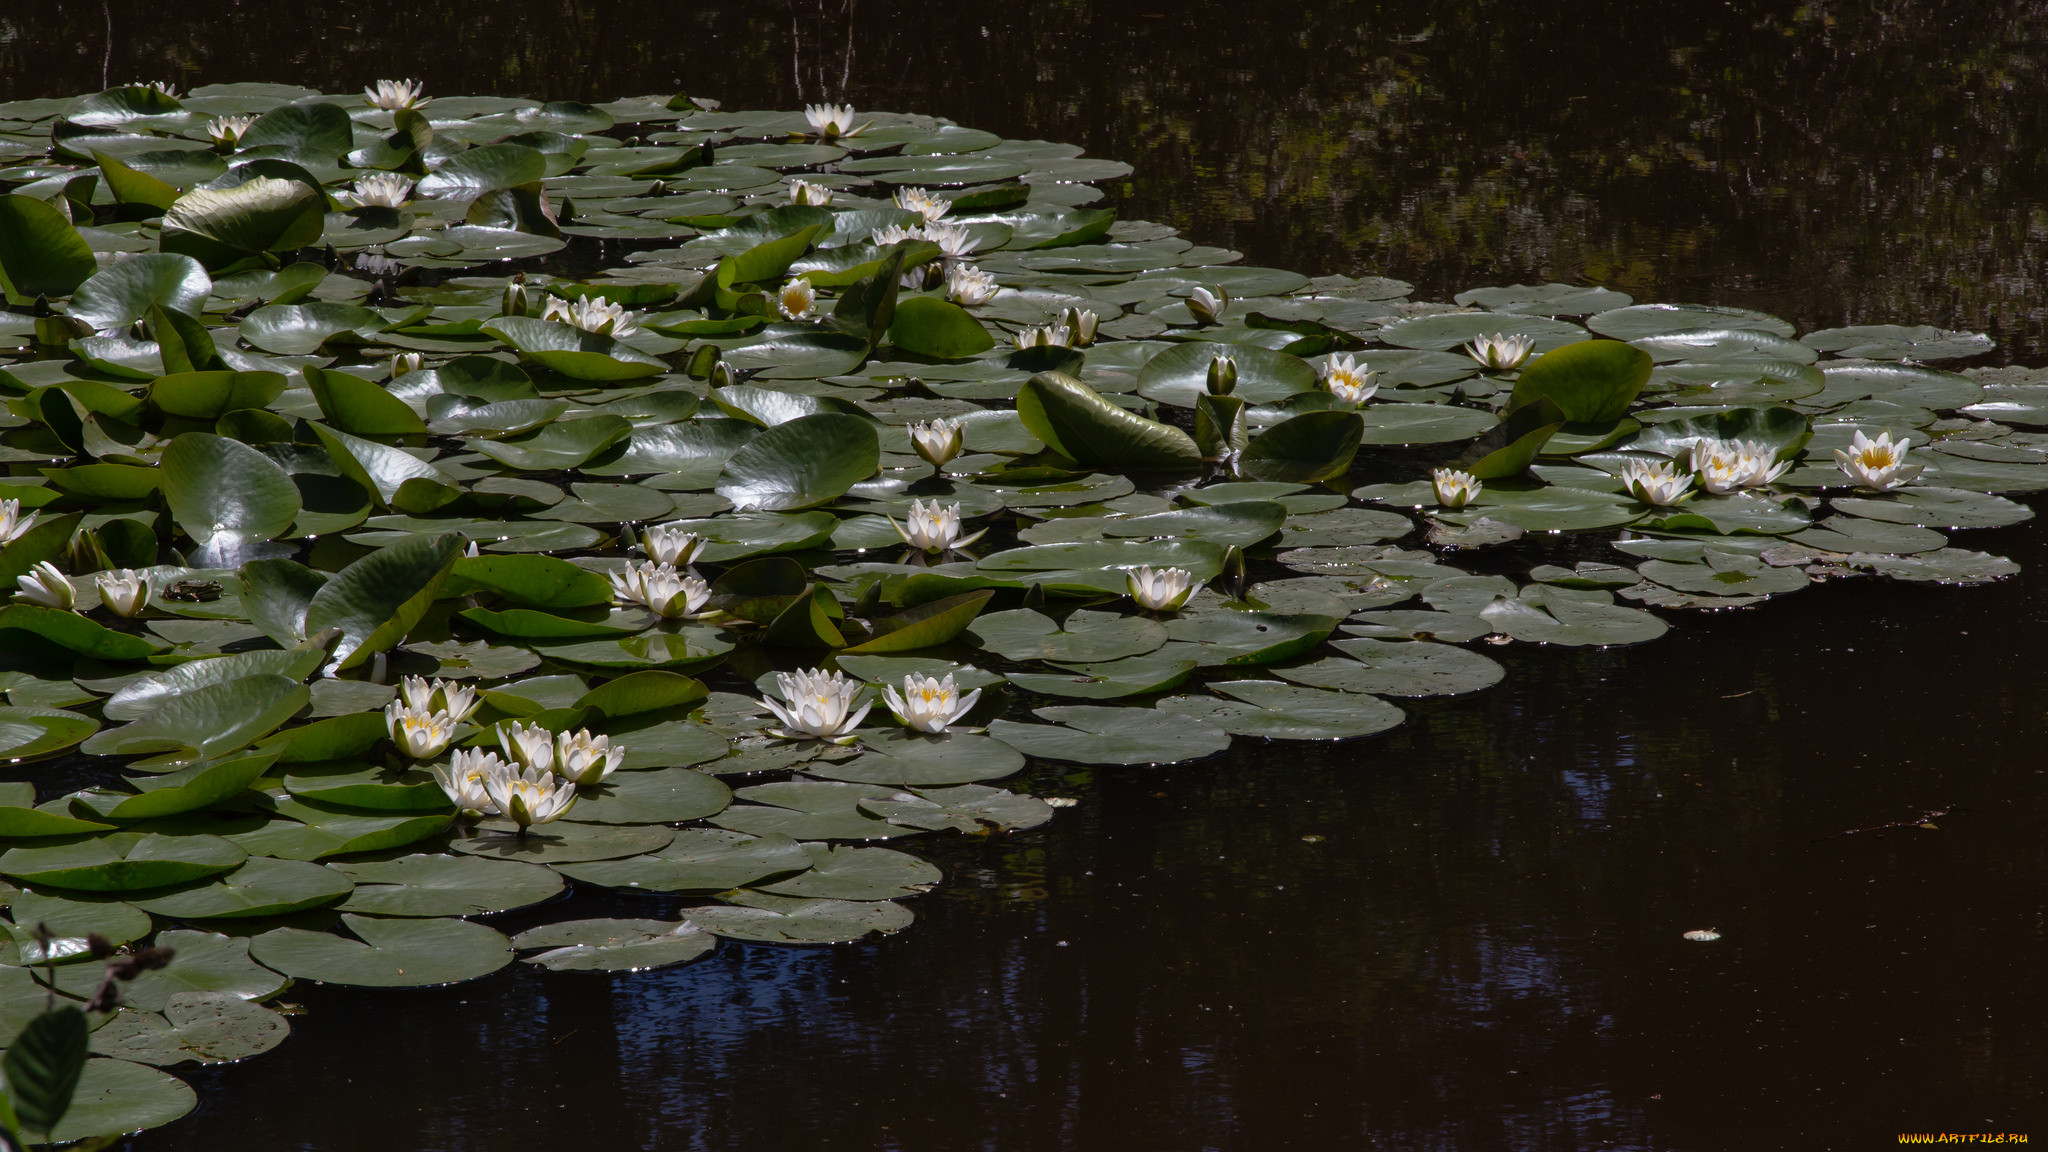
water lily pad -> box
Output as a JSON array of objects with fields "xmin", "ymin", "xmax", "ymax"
[
  {"xmin": 1375, "ymin": 312, "xmax": 1587, "ymax": 353},
  {"xmin": 563, "ymin": 766, "xmax": 731, "ymax": 825},
  {"xmin": 88, "ymin": 992, "xmax": 289, "ymax": 1067},
  {"xmin": 1589, "ymin": 303, "xmax": 1795, "ymax": 340},
  {"xmin": 1828, "ymin": 487, "xmax": 2032, "ymax": 529},
  {"xmin": 1286, "ymin": 640, "xmax": 1506, "ymax": 697},
  {"xmin": 1, "ymin": 831, "xmax": 246, "ymax": 892},
  {"xmin": 332, "ymin": 853, "xmax": 562, "ymax": 917},
  {"xmin": 131, "ymin": 857, "xmax": 353, "ymax": 919},
  {"xmin": 1156, "ymin": 680, "xmax": 1404, "ymax": 739},
  {"xmin": 450, "ymin": 821, "xmax": 675, "ymax": 864},
  {"xmin": 711, "ymin": 780, "xmax": 922, "ymax": 841},
  {"xmin": 553, "ymin": 829, "xmax": 811, "ymax": 893},
  {"xmin": 1477, "ymin": 586, "xmax": 1668, "ymax": 646},
  {"xmin": 45, "ymin": 1058, "xmax": 195, "ymax": 1145},
  {"xmin": 987, "ymin": 705, "xmax": 1230, "ymax": 766},
  {"xmin": 715, "ymin": 413, "xmax": 880, "ymax": 512},
  {"xmin": 682, "ymin": 891, "xmax": 914, "ymax": 944},
  {"xmin": 1006, "ymin": 649, "xmax": 1199, "ymax": 698},
  {"xmin": 753, "ymin": 842, "xmax": 941, "ymax": 900},
  {"xmin": 965, "ymin": 608, "xmax": 1166, "ymax": 662},
  {"xmin": 855, "ymin": 785, "xmax": 1054, "ymax": 833},
  {"xmin": 1800, "ymin": 325, "xmax": 1993, "ymax": 361},
  {"xmin": 249, "ymin": 913, "xmax": 512, "ymax": 988},
  {"xmin": 512, "ymin": 918, "xmax": 714, "ymax": 972}
]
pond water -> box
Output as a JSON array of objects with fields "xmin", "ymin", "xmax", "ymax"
[{"xmin": 4, "ymin": 1, "xmax": 2045, "ymax": 1147}]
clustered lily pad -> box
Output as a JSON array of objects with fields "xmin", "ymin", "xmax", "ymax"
[{"xmin": 0, "ymin": 82, "xmax": 2028, "ymax": 1142}]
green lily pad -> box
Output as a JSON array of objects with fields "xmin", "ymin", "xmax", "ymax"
[
  {"xmin": 753, "ymin": 842, "xmax": 941, "ymax": 900},
  {"xmin": 1284, "ymin": 640, "xmax": 1505, "ymax": 697},
  {"xmin": 131, "ymin": 857, "xmax": 353, "ymax": 919},
  {"xmin": 1156, "ymin": 680, "xmax": 1405, "ymax": 739},
  {"xmin": 332, "ymin": 853, "xmax": 563, "ymax": 917},
  {"xmin": 512, "ymin": 918, "xmax": 715, "ymax": 972},
  {"xmin": 554, "ymin": 829, "xmax": 812, "ymax": 893},
  {"xmin": 987, "ymin": 704, "xmax": 1231, "ymax": 766},
  {"xmin": 248, "ymin": 912, "xmax": 513, "ymax": 988},
  {"xmin": 683, "ymin": 891, "xmax": 915, "ymax": 944},
  {"xmin": 0, "ymin": 832, "xmax": 246, "ymax": 892},
  {"xmin": 89, "ymin": 992, "xmax": 290, "ymax": 1067}
]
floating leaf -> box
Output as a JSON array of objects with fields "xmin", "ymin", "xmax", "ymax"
[
  {"xmin": 988, "ymin": 705, "xmax": 1231, "ymax": 766},
  {"xmin": 248, "ymin": 912, "xmax": 513, "ymax": 988},
  {"xmin": 512, "ymin": 919, "xmax": 714, "ymax": 973}
]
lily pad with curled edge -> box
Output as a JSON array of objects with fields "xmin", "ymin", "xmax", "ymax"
[
  {"xmin": 1828, "ymin": 487, "xmax": 2032, "ymax": 529},
  {"xmin": 0, "ymin": 706, "xmax": 100, "ymax": 764},
  {"xmin": 249, "ymin": 912, "xmax": 513, "ymax": 988},
  {"xmin": 512, "ymin": 918, "xmax": 715, "ymax": 973},
  {"xmin": 131, "ymin": 857, "xmax": 353, "ymax": 919},
  {"xmin": 89, "ymin": 992, "xmax": 290, "ymax": 1067},
  {"xmin": 554, "ymin": 830, "xmax": 813, "ymax": 893},
  {"xmin": 103, "ymin": 649, "xmax": 323, "ymax": 724},
  {"xmin": 754, "ymin": 843, "xmax": 942, "ymax": 900},
  {"xmin": 987, "ymin": 705, "xmax": 1230, "ymax": 766},
  {"xmin": 450, "ymin": 821, "xmax": 675, "ymax": 864},
  {"xmin": 1005, "ymin": 649, "xmax": 1199, "ymax": 699},
  {"xmin": 715, "ymin": 413, "xmax": 880, "ymax": 512},
  {"xmin": 1846, "ymin": 548, "xmax": 2021, "ymax": 585},
  {"xmin": 467, "ymin": 415, "xmax": 634, "ymax": 471},
  {"xmin": 965, "ymin": 608, "xmax": 1167, "ymax": 663},
  {"xmin": 1288, "ymin": 640, "xmax": 1506, "ymax": 698},
  {"xmin": 1588, "ymin": 303, "xmax": 1796, "ymax": 340},
  {"xmin": 561, "ymin": 766, "xmax": 730, "ymax": 826},
  {"xmin": 1800, "ymin": 325, "xmax": 1993, "ymax": 362},
  {"xmin": 482, "ymin": 317, "xmax": 666, "ymax": 381},
  {"xmin": 0, "ymin": 832, "xmax": 246, "ymax": 892},
  {"xmin": 1631, "ymin": 328, "xmax": 1817, "ymax": 364},
  {"xmin": 1376, "ymin": 311, "xmax": 1588, "ymax": 353},
  {"xmin": 52, "ymin": 930, "xmax": 286, "ymax": 1013},
  {"xmin": 712, "ymin": 780, "xmax": 924, "ymax": 841},
  {"xmin": 1016, "ymin": 372, "xmax": 1202, "ymax": 473},
  {"xmin": 332, "ymin": 853, "xmax": 563, "ymax": 917},
  {"xmin": 1157, "ymin": 680, "xmax": 1404, "ymax": 740},
  {"xmin": 226, "ymin": 798, "xmax": 450, "ymax": 861},
  {"xmin": 808, "ymin": 729, "xmax": 1025, "ymax": 787},
  {"xmin": 857, "ymin": 785, "xmax": 1055, "ymax": 834},
  {"xmin": 683, "ymin": 891, "xmax": 915, "ymax": 944},
  {"xmin": 1342, "ymin": 610, "xmax": 1491, "ymax": 643},
  {"xmin": 1636, "ymin": 554, "xmax": 1811, "ymax": 597},
  {"xmin": 1478, "ymin": 586, "xmax": 1669, "ymax": 647},
  {"xmin": 1618, "ymin": 582, "xmax": 1769, "ymax": 610},
  {"xmin": 45, "ymin": 1058, "xmax": 196, "ymax": 1146},
  {"xmin": 1788, "ymin": 516, "xmax": 1947, "ymax": 555},
  {"xmin": 1351, "ymin": 403, "xmax": 1498, "ymax": 446}
]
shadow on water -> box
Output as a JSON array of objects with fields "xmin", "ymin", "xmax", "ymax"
[{"xmin": 1, "ymin": 1, "xmax": 2043, "ymax": 1147}]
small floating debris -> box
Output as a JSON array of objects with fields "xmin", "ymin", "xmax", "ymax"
[{"xmin": 1683, "ymin": 929, "xmax": 1723, "ymax": 942}]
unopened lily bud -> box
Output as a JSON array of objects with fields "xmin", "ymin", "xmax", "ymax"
[
  {"xmin": 1206, "ymin": 354, "xmax": 1238, "ymax": 396},
  {"xmin": 502, "ymin": 280, "xmax": 530, "ymax": 317}
]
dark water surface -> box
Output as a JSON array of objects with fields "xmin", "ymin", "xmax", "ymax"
[{"xmin": 6, "ymin": 2, "xmax": 2047, "ymax": 1148}]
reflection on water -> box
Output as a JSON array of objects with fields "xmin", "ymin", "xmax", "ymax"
[{"xmin": 1, "ymin": 1, "xmax": 2043, "ymax": 1147}]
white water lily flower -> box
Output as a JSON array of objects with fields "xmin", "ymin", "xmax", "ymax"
[
  {"xmin": 1835, "ymin": 429, "xmax": 1918, "ymax": 491},
  {"xmin": 892, "ymin": 499, "xmax": 986, "ymax": 554},
  {"xmin": 385, "ymin": 702, "xmax": 456, "ymax": 760},
  {"xmin": 804, "ymin": 102, "xmax": 866, "ymax": 138},
  {"xmin": 391, "ymin": 351, "xmax": 424, "ymax": 378},
  {"xmin": 909, "ymin": 418, "xmax": 964, "ymax": 468},
  {"xmin": 14, "ymin": 562, "xmax": 72, "ymax": 611},
  {"xmin": 553, "ymin": 729, "xmax": 625, "ymax": 786},
  {"xmin": 1127, "ymin": 565, "xmax": 1194, "ymax": 613},
  {"xmin": 130, "ymin": 81, "xmax": 179, "ymax": 99},
  {"xmin": 434, "ymin": 749, "xmax": 506, "ymax": 816},
  {"xmin": 344, "ymin": 172, "xmax": 413, "ymax": 209},
  {"xmin": 1693, "ymin": 439, "xmax": 1749, "ymax": 495},
  {"xmin": 1063, "ymin": 308, "xmax": 1099, "ymax": 346},
  {"xmin": 1432, "ymin": 468, "xmax": 1481, "ymax": 509},
  {"xmin": 364, "ymin": 79, "xmax": 428, "ymax": 111},
  {"xmin": 893, "ymin": 186, "xmax": 951, "ymax": 223},
  {"xmin": 642, "ymin": 524, "xmax": 706, "ymax": 568},
  {"xmin": 541, "ymin": 294, "xmax": 640, "ymax": 338},
  {"xmin": 945, "ymin": 265, "xmax": 1000, "ymax": 307},
  {"xmin": 1734, "ymin": 439, "xmax": 1793, "ymax": 488},
  {"xmin": 883, "ymin": 673, "xmax": 982, "ymax": 734},
  {"xmin": 1013, "ymin": 324, "xmax": 1073, "ymax": 351},
  {"xmin": 1207, "ymin": 354, "xmax": 1238, "ymax": 395},
  {"xmin": 1321, "ymin": 353, "xmax": 1379, "ymax": 405},
  {"xmin": 399, "ymin": 676, "xmax": 481, "ymax": 723},
  {"xmin": 779, "ymin": 279, "xmax": 817, "ymax": 321},
  {"xmin": 1466, "ymin": 332, "xmax": 1537, "ymax": 371},
  {"xmin": 207, "ymin": 115, "xmax": 255, "ymax": 149},
  {"xmin": 788, "ymin": 178, "xmax": 834, "ymax": 207},
  {"xmin": 763, "ymin": 668, "xmax": 872, "ymax": 741},
  {"xmin": 484, "ymin": 763, "xmax": 576, "ymax": 829},
  {"xmin": 609, "ymin": 561, "xmax": 711, "ymax": 618},
  {"xmin": 1186, "ymin": 286, "xmax": 1226, "ymax": 325},
  {"xmin": 94, "ymin": 569, "xmax": 149, "ymax": 618},
  {"xmin": 872, "ymin": 223, "xmax": 926, "ymax": 247},
  {"xmin": 923, "ymin": 222, "xmax": 979, "ymax": 258},
  {"xmin": 1619, "ymin": 460, "xmax": 1695, "ymax": 506},
  {"xmin": 0, "ymin": 499, "xmax": 38, "ymax": 544},
  {"xmin": 497, "ymin": 720, "xmax": 556, "ymax": 774}
]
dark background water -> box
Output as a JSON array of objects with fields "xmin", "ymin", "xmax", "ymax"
[{"xmin": 5, "ymin": 2, "xmax": 2048, "ymax": 1148}]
